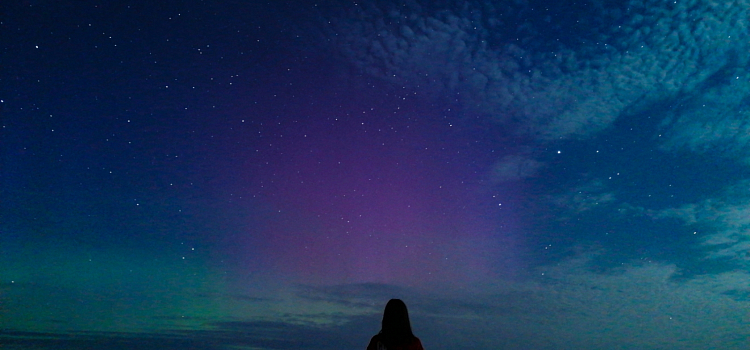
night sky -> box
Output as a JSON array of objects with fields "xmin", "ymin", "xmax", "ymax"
[{"xmin": 2, "ymin": 1, "xmax": 750, "ymax": 349}]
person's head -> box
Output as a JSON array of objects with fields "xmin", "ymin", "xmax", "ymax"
[{"xmin": 379, "ymin": 299, "xmax": 415, "ymax": 345}]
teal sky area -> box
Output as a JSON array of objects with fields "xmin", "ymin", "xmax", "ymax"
[{"xmin": 2, "ymin": 0, "xmax": 750, "ymax": 349}]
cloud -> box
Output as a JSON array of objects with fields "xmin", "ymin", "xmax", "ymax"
[
  {"xmin": 548, "ymin": 178, "xmax": 618, "ymax": 213},
  {"xmin": 489, "ymin": 154, "xmax": 545, "ymax": 182},
  {"xmin": 652, "ymin": 203, "xmax": 699, "ymax": 224},
  {"xmin": 0, "ymin": 319, "xmax": 373, "ymax": 350},
  {"xmin": 5, "ymin": 259, "xmax": 750, "ymax": 350},
  {"xmin": 658, "ymin": 66, "xmax": 750, "ymax": 163},
  {"xmin": 655, "ymin": 180, "xmax": 750, "ymax": 262},
  {"xmin": 325, "ymin": 0, "xmax": 750, "ymax": 140},
  {"xmin": 290, "ymin": 260, "xmax": 750, "ymax": 350}
]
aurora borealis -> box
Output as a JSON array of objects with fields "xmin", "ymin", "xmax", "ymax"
[{"xmin": 2, "ymin": 0, "xmax": 750, "ymax": 349}]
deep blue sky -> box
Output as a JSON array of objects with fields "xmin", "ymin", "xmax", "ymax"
[{"xmin": 2, "ymin": 1, "xmax": 750, "ymax": 349}]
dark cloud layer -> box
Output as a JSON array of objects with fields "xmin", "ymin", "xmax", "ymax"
[
  {"xmin": 5, "ymin": 275, "xmax": 750, "ymax": 350},
  {"xmin": 0, "ymin": 319, "xmax": 370, "ymax": 350}
]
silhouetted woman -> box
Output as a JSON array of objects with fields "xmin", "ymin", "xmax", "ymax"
[{"xmin": 367, "ymin": 299, "xmax": 424, "ymax": 350}]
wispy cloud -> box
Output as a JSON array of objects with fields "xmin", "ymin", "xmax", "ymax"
[
  {"xmin": 489, "ymin": 154, "xmax": 545, "ymax": 182},
  {"xmin": 659, "ymin": 66, "xmax": 750, "ymax": 163},
  {"xmin": 655, "ymin": 180, "xmax": 750, "ymax": 262},
  {"xmin": 548, "ymin": 179, "xmax": 618, "ymax": 214}
]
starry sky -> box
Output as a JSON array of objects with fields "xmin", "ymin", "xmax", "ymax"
[{"xmin": 2, "ymin": 0, "xmax": 750, "ymax": 349}]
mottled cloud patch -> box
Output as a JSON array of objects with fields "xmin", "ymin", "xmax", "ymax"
[{"xmin": 325, "ymin": 0, "xmax": 750, "ymax": 140}]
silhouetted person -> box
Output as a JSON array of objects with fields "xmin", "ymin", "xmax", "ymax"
[{"xmin": 367, "ymin": 299, "xmax": 424, "ymax": 350}]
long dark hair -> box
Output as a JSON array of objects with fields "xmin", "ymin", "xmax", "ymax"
[{"xmin": 378, "ymin": 299, "xmax": 416, "ymax": 346}]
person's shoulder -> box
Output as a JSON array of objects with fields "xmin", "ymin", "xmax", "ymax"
[
  {"xmin": 366, "ymin": 334, "xmax": 382, "ymax": 350},
  {"xmin": 369, "ymin": 334, "xmax": 383, "ymax": 342},
  {"xmin": 409, "ymin": 336, "xmax": 424, "ymax": 350}
]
